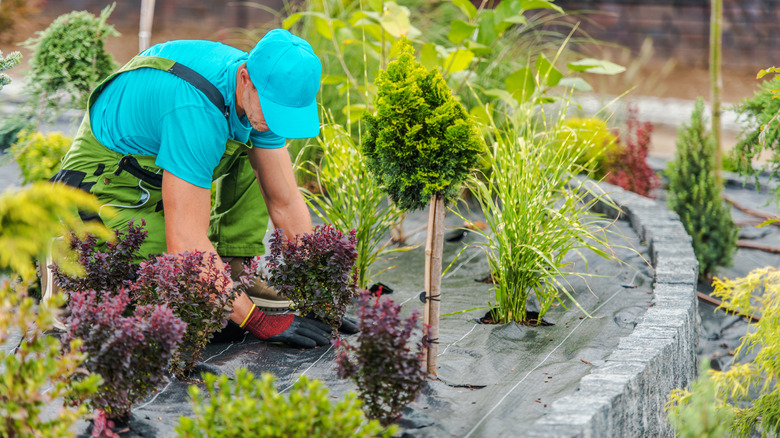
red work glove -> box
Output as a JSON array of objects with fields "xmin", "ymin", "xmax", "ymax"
[{"xmin": 240, "ymin": 304, "xmax": 332, "ymax": 349}]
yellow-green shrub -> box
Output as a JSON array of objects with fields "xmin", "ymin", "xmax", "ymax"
[
  {"xmin": 666, "ymin": 266, "xmax": 780, "ymax": 437},
  {"xmin": 9, "ymin": 130, "xmax": 71, "ymax": 184},
  {"xmin": 0, "ymin": 183, "xmax": 108, "ymax": 437},
  {"xmin": 559, "ymin": 117, "xmax": 618, "ymax": 179},
  {"xmin": 176, "ymin": 369, "xmax": 396, "ymax": 438}
]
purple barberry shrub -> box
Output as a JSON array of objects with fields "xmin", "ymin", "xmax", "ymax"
[
  {"xmin": 264, "ymin": 224, "xmax": 359, "ymax": 332},
  {"xmin": 133, "ymin": 250, "xmax": 237, "ymax": 377},
  {"xmin": 64, "ymin": 287, "xmax": 186, "ymax": 420},
  {"xmin": 334, "ymin": 288, "xmax": 429, "ymax": 425},
  {"xmin": 52, "ymin": 219, "xmax": 147, "ymax": 292}
]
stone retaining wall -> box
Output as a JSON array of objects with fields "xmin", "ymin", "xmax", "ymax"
[{"xmin": 528, "ymin": 179, "xmax": 700, "ymax": 437}]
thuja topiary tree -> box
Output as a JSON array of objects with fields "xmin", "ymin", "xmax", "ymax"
[
  {"xmin": 666, "ymin": 98, "xmax": 737, "ymax": 281},
  {"xmin": 361, "ymin": 38, "xmax": 483, "ymax": 374}
]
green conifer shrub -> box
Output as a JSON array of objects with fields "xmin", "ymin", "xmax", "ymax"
[
  {"xmin": 20, "ymin": 4, "xmax": 119, "ymax": 123},
  {"xmin": 666, "ymin": 98, "xmax": 737, "ymax": 281},
  {"xmin": 361, "ymin": 37, "xmax": 483, "ymax": 212},
  {"xmin": 176, "ymin": 369, "xmax": 396, "ymax": 438}
]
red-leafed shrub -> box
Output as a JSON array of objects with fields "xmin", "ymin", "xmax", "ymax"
[
  {"xmin": 133, "ymin": 250, "xmax": 237, "ymax": 377},
  {"xmin": 264, "ymin": 224, "xmax": 359, "ymax": 332},
  {"xmin": 53, "ymin": 219, "xmax": 147, "ymax": 293},
  {"xmin": 334, "ymin": 289, "xmax": 429, "ymax": 425},
  {"xmin": 604, "ymin": 106, "xmax": 660, "ymax": 198},
  {"xmin": 64, "ymin": 287, "xmax": 185, "ymax": 420}
]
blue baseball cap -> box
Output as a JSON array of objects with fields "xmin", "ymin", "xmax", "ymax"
[{"xmin": 247, "ymin": 29, "xmax": 322, "ymax": 139}]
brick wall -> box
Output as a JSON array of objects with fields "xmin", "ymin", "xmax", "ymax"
[{"xmin": 556, "ymin": 0, "xmax": 780, "ymax": 68}]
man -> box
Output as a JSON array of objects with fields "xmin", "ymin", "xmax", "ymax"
[{"xmin": 50, "ymin": 29, "xmax": 336, "ymax": 348}]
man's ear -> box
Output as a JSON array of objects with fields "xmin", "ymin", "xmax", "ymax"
[{"xmin": 238, "ymin": 63, "xmax": 251, "ymax": 87}]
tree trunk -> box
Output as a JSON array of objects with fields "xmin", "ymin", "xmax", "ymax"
[
  {"xmin": 139, "ymin": 0, "xmax": 156, "ymax": 53},
  {"xmin": 710, "ymin": 0, "xmax": 723, "ymax": 183},
  {"xmin": 423, "ymin": 194, "xmax": 444, "ymax": 376}
]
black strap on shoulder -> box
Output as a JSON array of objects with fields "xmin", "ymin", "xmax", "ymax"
[{"xmin": 167, "ymin": 62, "xmax": 230, "ymax": 120}]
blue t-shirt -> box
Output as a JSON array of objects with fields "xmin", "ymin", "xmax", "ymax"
[{"xmin": 89, "ymin": 40, "xmax": 286, "ymax": 189}]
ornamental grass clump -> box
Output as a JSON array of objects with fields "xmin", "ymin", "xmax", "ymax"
[
  {"xmin": 461, "ymin": 59, "xmax": 617, "ymax": 324},
  {"xmin": 176, "ymin": 369, "xmax": 396, "ymax": 438},
  {"xmin": 64, "ymin": 287, "xmax": 185, "ymax": 421},
  {"xmin": 666, "ymin": 267, "xmax": 780, "ymax": 437},
  {"xmin": 297, "ymin": 118, "xmax": 410, "ymax": 290},
  {"xmin": 264, "ymin": 224, "xmax": 358, "ymax": 333},
  {"xmin": 666, "ymin": 98, "xmax": 737, "ymax": 281},
  {"xmin": 334, "ymin": 288, "xmax": 429, "ymax": 425}
]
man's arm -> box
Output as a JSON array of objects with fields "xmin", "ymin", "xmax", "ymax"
[
  {"xmin": 247, "ymin": 146, "xmax": 312, "ymax": 239},
  {"xmin": 161, "ymin": 170, "xmax": 255, "ymax": 324}
]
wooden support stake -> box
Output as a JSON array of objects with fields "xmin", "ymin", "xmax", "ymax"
[
  {"xmin": 139, "ymin": 0, "xmax": 156, "ymax": 53},
  {"xmin": 722, "ymin": 193, "xmax": 780, "ymax": 226},
  {"xmin": 423, "ymin": 194, "xmax": 444, "ymax": 376}
]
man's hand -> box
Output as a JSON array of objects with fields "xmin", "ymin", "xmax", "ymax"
[
  {"xmin": 241, "ymin": 304, "xmax": 331, "ymax": 348},
  {"xmin": 304, "ymin": 312, "xmax": 359, "ymax": 335}
]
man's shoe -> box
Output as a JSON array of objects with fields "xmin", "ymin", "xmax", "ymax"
[{"xmin": 224, "ymin": 256, "xmax": 293, "ymax": 312}]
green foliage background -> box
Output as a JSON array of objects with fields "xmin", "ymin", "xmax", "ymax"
[
  {"xmin": 666, "ymin": 98, "xmax": 737, "ymax": 281},
  {"xmin": 361, "ymin": 38, "xmax": 483, "ymax": 211}
]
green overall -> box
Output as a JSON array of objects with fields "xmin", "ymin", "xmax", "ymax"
[{"xmin": 51, "ymin": 56, "xmax": 270, "ymax": 258}]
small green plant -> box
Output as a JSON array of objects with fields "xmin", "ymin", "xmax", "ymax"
[
  {"xmin": 559, "ymin": 116, "xmax": 619, "ymax": 179},
  {"xmin": 297, "ymin": 120, "xmax": 410, "ymax": 289},
  {"xmin": 0, "ymin": 286, "xmax": 101, "ymax": 438},
  {"xmin": 334, "ymin": 288, "xmax": 429, "ymax": 425},
  {"xmin": 666, "ymin": 266, "xmax": 780, "ymax": 437},
  {"xmin": 666, "ymin": 360, "xmax": 734, "ymax": 438},
  {"xmin": 666, "ymin": 97, "xmax": 737, "ymax": 281},
  {"xmin": 9, "ymin": 130, "xmax": 71, "ymax": 184},
  {"xmin": 264, "ymin": 224, "xmax": 358, "ymax": 332},
  {"xmin": 20, "ymin": 3, "xmax": 119, "ymax": 124},
  {"xmin": 176, "ymin": 368, "xmax": 396, "ymax": 437}
]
